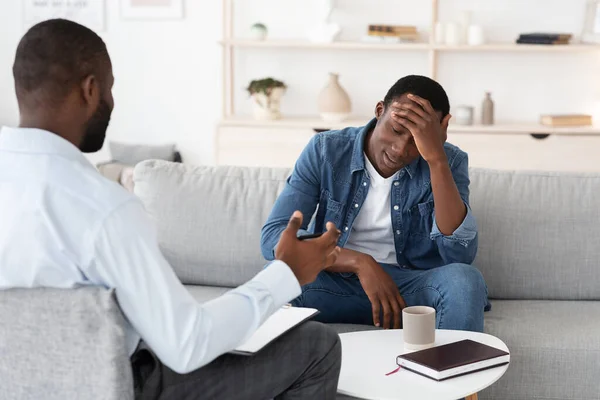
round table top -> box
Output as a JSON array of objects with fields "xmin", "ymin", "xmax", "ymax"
[{"xmin": 337, "ymin": 329, "xmax": 509, "ymax": 400}]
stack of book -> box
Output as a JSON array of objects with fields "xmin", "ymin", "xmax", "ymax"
[
  {"xmin": 516, "ymin": 33, "xmax": 572, "ymax": 45},
  {"xmin": 540, "ymin": 114, "xmax": 593, "ymax": 127},
  {"xmin": 363, "ymin": 24, "xmax": 419, "ymax": 43}
]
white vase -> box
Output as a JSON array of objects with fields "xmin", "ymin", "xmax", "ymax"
[
  {"xmin": 318, "ymin": 73, "xmax": 351, "ymax": 122},
  {"xmin": 252, "ymin": 87, "xmax": 285, "ymax": 120}
]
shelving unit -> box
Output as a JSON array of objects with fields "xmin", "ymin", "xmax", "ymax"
[
  {"xmin": 217, "ymin": 0, "xmax": 600, "ymax": 171},
  {"xmin": 219, "ymin": 0, "xmax": 600, "ymax": 131}
]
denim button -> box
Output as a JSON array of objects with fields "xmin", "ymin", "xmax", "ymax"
[
  {"xmin": 393, "ymin": 205, "xmax": 399, "ymax": 211},
  {"xmin": 363, "ymin": 182, "xmax": 367, "ymax": 186},
  {"xmin": 344, "ymin": 226, "xmax": 349, "ymax": 231},
  {"xmin": 394, "ymin": 182, "xmax": 399, "ymax": 186},
  {"xmin": 354, "ymin": 203, "xmax": 359, "ymax": 208},
  {"xmin": 396, "ymin": 230, "xmax": 400, "ymax": 235}
]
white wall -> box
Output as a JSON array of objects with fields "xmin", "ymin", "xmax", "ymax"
[
  {"xmin": 0, "ymin": 0, "xmax": 223, "ymax": 166},
  {"xmin": 1, "ymin": 1, "xmax": 600, "ymax": 166}
]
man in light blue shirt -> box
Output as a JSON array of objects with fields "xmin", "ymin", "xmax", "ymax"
[{"xmin": 0, "ymin": 19, "xmax": 343, "ymax": 399}]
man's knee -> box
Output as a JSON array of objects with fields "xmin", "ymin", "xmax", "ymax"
[{"xmin": 441, "ymin": 263, "xmax": 487, "ymax": 303}]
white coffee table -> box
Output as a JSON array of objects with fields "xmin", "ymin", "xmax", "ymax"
[{"xmin": 337, "ymin": 329, "xmax": 509, "ymax": 400}]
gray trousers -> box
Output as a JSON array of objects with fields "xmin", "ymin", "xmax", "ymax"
[{"xmin": 132, "ymin": 321, "xmax": 342, "ymax": 400}]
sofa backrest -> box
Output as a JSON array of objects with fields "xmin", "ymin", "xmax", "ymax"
[
  {"xmin": 0, "ymin": 287, "xmax": 134, "ymax": 400},
  {"xmin": 469, "ymin": 168, "xmax": 600, "ymax": 300},
  {"xmin": 134, "ymin": 161, "xmax": 600, "ymax": 300},
  {"xmin": 134, "ymin": 160, "xmax": 289, "ymax": 287}
]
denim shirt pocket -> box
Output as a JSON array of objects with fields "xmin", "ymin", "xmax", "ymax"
[
  {"xmin": 317, "ymin": 190, "xmax": 343, "ymax": 228},
  {"xmin": 408, "ymin": 200, "xmax": 434, "ymax": 237}
]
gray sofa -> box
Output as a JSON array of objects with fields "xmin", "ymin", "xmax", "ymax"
[{"xmin": 2, "ymin": 160, "xmax": 600, "ymax": 400}]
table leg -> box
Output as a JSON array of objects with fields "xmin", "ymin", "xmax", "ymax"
[{"xmin": 466, "ymin": 394, "xmax": 478, "ymax": 400}]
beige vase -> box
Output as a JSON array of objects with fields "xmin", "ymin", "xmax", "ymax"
[{"xmin": 318, "ymin": 73, "xmax": 351, "ymax": 122}]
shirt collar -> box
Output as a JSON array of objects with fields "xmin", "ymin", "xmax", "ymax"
[
  {"xmin": 351, "ymin": 118, "xmax": 420, "ymax": 179},
  {"xmin": 0, "ymin": 126, "xmax": 94, "ymax": 170}
]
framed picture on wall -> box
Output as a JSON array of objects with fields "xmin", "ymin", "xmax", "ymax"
[
  {"xmin": 582, "ymin": 0, "xmax": 600, "ymax": 43},
  {"xmin": 121, "ymin": 0, "xmax": 184, "ymax": 20},
  {"xmin": 23, "ymin": 0, "xmax": 106, "ymax": 31}
]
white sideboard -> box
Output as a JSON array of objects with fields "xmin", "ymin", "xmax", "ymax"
[{"xmin": 216, "ymin": 122, "xmax": 600, "ymax": 172}]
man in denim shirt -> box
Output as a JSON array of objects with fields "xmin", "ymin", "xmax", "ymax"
[{"xmin": 261, "ymin": 76, "xmax": 488, "ymax": 332}]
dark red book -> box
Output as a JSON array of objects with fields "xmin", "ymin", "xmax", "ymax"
[{"xmin": 396, "ymin": 339, "xmax": 510, "ymax": 381}]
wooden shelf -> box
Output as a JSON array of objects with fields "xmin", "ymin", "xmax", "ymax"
[
  {"xmin": 220, "ymin": 39, "xmax": 600, "ymax": 53},
  {"xmin": 435, "ymin": 43, "xmax": 600, "ymax": 52},
  {"xmin": 219, "ymin": 39, "xmax": 430, "ymax": 51},
  {"xmin": 219, "ymin": 116, "xmax": 600, "ymax": 135}
]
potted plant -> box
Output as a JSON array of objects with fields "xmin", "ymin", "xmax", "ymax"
[{"xmin": 246, "ymin": 78, "xmax": 286, "ymax": 120}]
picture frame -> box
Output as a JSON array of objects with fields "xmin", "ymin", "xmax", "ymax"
[
  {"xmin": 120, "ymin": 0, "xmax": 184, "ymax": 20},
  {"xmin": 23, "ymin": 0, "xmax": 106, "ymax": 32},
  {"xmin": 582, "ymin": 0, "xmax": 600, "ymax": 44}
]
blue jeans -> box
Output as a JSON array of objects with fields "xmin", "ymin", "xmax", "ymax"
[{"xmin": 291, "ymin": 263, "xmax": 489, "ymax": 332}]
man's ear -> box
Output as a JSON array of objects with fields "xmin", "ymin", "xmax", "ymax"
[
  {"xmin": 375, "ymin": 101, "xmax": 385, "ymax": 120},
  {"xmin": 80, "ymin": 74, "xmax": 100, "ymax": 117}
]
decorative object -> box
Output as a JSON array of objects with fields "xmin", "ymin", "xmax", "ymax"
[
  {"xmin": 445, "ymin": 22, "xmax": 462, "ymax": 45},
  {"xmin": 307, "ymin": 0, "xmax": 341, "ymax": 43},
  {"xmin": 246, "ymin": 78, "xmax": 286, "ymax": 120},
  {"xmin": 120, "ymin": 0, "xmax": 183, "ymax": 20},
  {"xmin": 434, "ymin": 22, "xmax": 446, "ymax": 44},
  {"xmin": 482, "ymin": 92, "xmax": 495, "ymax": 125},
  {"xmin": 23, "ymin": 0, "xmax": 105, "ymax": 31},
  {"xmin": 583, "ymin": 0, "xmax": 600, "ymax": 44},
  {"xmin": 516, "ymin": 33, "xmax": 572, "ymax": 45},
  {"xmin": 318, "ymin": 73, "xmax": 352, "ymax": 122},
  {"xmin": 455, "ymin": 106, "xmax": 475, "ymax": 125},
  {"xmin": 459, "ymin": 11, "xmax": 472, "ymax": 43},
  {"xmin": 467, "ymin": 25, "xmax": 485, "ymax": 46},
  {"xmin": 249, "ymin": 23, "xmax": 268, "ymax": 41}
]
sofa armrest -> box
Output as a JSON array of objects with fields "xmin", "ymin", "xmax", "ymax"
[{"xmin": 0, "ymin": 287, "xmax": 134, "ymax": 400}]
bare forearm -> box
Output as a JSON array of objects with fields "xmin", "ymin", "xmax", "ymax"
[
  {"xmin": 429, "ymin": 158, "xmax": 466, "ymax": 235},
  {"xmin": 325, "ymin": 248, "xmax": 366, "ymax": 274}
]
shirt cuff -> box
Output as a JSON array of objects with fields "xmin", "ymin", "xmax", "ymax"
[
  {"xmin": 430, "ymin": 203, "xmax": 477, "ymax": 246},
  {"xmin": 255, "ymin": 260, "xmax": 301, "ymax": 307}
]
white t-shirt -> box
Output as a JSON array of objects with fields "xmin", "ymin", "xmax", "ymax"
[{"xmin": 345, "ymin": 154, "xmax": 398, "ymax": 265}]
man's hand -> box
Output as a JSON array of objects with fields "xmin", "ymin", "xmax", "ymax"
[
  {"xmin": 275, "ymin": 211, "xmax": 341, "ymax": 286},
  {"xmin": 355, "ymin": 254, "xmax": 406, "ymax": 329},
  {"xmin": 391, "ymin": 94, "xmax": 451, "ymax": 164}
]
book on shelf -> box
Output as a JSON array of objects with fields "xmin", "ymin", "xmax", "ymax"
[
  {"xmin": 519, "ymin": 33, "xmax": 573, "ymax": 41},
  {"xmin": 516, "ymin": 38, "xmax": 570, "ymax": 45},
  {"xmin": 540, "ymin": 114, "xmax": 593, "ymax": 127},
  {"xmin": 516, "ymin": 32, "xmax": 572, "ymax": 45},
  {"xmin": 361, "ymin": 35, "xmax": 419, "ymax": 44},
  {"xmin": 368, "ymin": 24, "xmax": 418, "ymax": 35},
  {"xmin": 396, "ymin": 339, "xmax": 510, "ymax": 382}
]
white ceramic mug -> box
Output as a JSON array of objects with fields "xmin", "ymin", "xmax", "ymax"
[
  {"xmin": 468, "ymin": 25, "xmax": 485, "ymax": 46},
  {"xmin": 402, "ymin": 306, "xmax": 436, "ymax": 350}
]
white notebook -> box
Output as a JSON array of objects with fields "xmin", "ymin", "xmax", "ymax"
[{"xmin": 231, "ymin": 306, "xmax": 319, "ymax": 355}]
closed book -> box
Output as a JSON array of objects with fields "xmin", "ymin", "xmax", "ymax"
[
  {"xmin": 519, "ymin": 33, "xmax": 573, "ymax": 40},
  {"xmin": 396, "ymin": 339, "xmax": 510, "ymax": 381},
  {"xmin": 540, "ymin": 114, "xmax": 593, "ymax": 127},
  {"xmin": 516, "ymin": 38, "xmax": 570, "ymax": 45}
]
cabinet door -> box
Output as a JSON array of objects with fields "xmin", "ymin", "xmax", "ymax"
[
  {"xmin": 448, "ymin": 133, "xmax": 600, "ymax": 172},
  {"xmin": 217, "ymin": 126, "xmax": 314, "ymax": 168}
]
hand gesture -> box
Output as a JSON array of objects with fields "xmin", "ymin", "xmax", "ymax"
[{"xmin": 275, "ymin": 211, "xmax": 341, "ymax": 286}]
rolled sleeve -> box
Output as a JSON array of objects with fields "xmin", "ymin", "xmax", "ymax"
[{"xmin": 430, "ymin": 203, "xmax": 477, "ymax": 247}]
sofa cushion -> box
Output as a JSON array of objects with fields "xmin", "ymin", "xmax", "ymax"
[
  {"xmin": 481, "ymin": 300, "xmax": 600, "ymax": 400},
  {"xmin": 135, "ymin": 161, "xmax": 290, "ymax": 286},
  {"xmin": 0, "ymin": 287, "xmax": 133, "ymax": 400},
  {"xmin": 470, "ymin": 168, "xmax": 600, "ymax": 300}
]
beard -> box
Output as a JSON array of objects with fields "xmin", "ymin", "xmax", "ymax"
[{"xmin": 79, "ymin": 98, "xmax": 112, "ymax": 153}]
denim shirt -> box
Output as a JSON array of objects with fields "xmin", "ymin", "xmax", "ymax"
[{"xmin": 260, "ymin": 118, "xmax": 478, "ymax": 270}]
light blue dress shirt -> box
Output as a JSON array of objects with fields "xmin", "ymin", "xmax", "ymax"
[{"xmin": 0, "ymin": 126, "xmax": 301, "ymax": 374}]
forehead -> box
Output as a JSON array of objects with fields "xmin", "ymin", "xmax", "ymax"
[{"xmin": 389, "ymin": 93, "xmax": 444, "ymax": 120}]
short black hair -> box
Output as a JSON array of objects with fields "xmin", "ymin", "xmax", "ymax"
[
  {"xmin": 383, "ymin": 75, "xmax": 450, "ymax": 116},
  {"xmin": 13, "ymin": 18, "xmax": 109, "ymax": 108}
]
